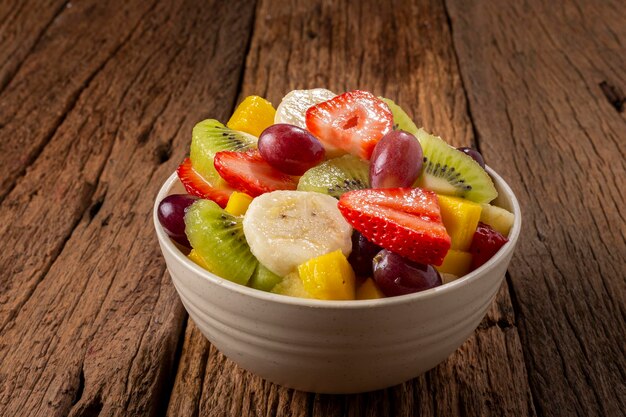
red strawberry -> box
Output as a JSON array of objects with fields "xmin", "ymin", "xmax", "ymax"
[
  {"xmin": 176, "ymin": 158, "xmax": 233, "ymax": 208},
  {"xmin": 213, "ymin": 149, "xmax": 298, "ymax": 197},
  {"xmin": 305, "ymin": 90, "xmax": 393, "ymax": 160},
  {"xmin": 338, "ymin": 188, "xmax": 451, "ymax": 266},
  {"xmin": 469, "ymin": 222, "xmax": 508, "ymax": 270}
]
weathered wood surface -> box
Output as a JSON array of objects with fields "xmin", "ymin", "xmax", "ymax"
[
  {"xmin": 0, "ymin": 0, "xmax": 623, "ymax": 416},
  {"xmin": 446, "ymin": 1, "xmax": 626, "ymax": 416},
  {"xmin": 0, "ymin": 0, "xmax": 256, "ymax": 415},
  {"xmin": 0, "ymin": 0, "xmax": 66, "ymax": 91}
]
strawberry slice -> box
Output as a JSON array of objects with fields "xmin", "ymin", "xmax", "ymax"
[
  {"xmin": 469, "ymin": 222, "xmax": 508, "ymax": 270},
  {"xmin": 213, "ymin": 149, "xmax": 298, "ymax": 197},
  {"xmin": 305, "ymin": 90, "xmax": 393, "ymax": 160},
  {"xmin": 338, "ymin": 188, "xmax": 451, "ymax": 266},
  {"xmin": 176, "ymin": 158, "xmax": 233, "ymax": 208}
]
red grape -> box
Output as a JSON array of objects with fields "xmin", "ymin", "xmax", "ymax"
[
  {"xmin": 373, "ymin": 249, "xmax": 441, "ymax": 296},
  {"xmin": 457, "ymin": 147, "xmax": 485, "ymax": 168},
  {"xmin": 258, "ymin": 124, "xmax": 325, "ymax": 175},
  {"xmin": 347, "ymin": 231, "xmax": 381, "ymax": 277},
  {"xmin": 369, "ymin": 130, "xmax": 423, "ymax": 188},
  {"xmin": 158, "ymin": 194, "xmax": 197, "ymax": 247}
]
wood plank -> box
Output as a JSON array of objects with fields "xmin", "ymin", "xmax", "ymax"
[
  {"xmin": 445, "ymin": 1, "xmax": 626, "ymax": 416},
  {"xmin": 0, "ymin": 0, "xmax": 157, "ymax": 201},
  {"xmin": 0, "ymin": 0, "xmax": 158, "ymax": 333},
  {"xmin": 0, "ymin": 0, "xmax": 66, "ymax": 91},
  {"xmin": 167, "ymin": 0, "xmax": 536, "ymax": 415},
  {"xmin": 0, "ymin": 0, "xmax": 255, "ymax": 415},
  {"xmin": 166, "ymin": 322, "xmax": 311, "ymax": 417}
]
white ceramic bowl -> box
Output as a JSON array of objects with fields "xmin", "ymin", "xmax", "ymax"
[{"xmin": 154, "ymin": 167, "xmax": 521, "ymax": 394}]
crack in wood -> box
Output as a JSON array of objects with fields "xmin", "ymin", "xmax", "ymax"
[
  {"xmin": 155, "ymin": 138, "xmax": 174, "ymax": 165},
  {"xmin": 72, "ymin": 368, "xmax": 86, "ymax": 408},
  {"xmin": 599, "ymin": 81, "xmax": 625, "ymax": 113},
  {"xmin": 88, "ymin": 195, "xmax": 106, "ymax": 221},
  {"xmin": 158, "ymin": 315, "xmax": 188, "ymax": 417}
]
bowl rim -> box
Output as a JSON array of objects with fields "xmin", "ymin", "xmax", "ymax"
[{"xmin": 154, "ymin": 165, "xmax": 521, "ymax": 309}]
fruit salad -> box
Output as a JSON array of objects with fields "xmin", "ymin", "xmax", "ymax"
[{"xmin": 157, "ymin": 89, "xmax": 515, "ymax": 300}]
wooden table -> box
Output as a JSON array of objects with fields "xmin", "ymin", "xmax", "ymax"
[{"xmin": 1, "ymin": 0, "xmax": 624, "ymax": 416}]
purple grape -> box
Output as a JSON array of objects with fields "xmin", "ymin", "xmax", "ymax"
[
  {"xmin": 157, "ymin": 194, "xmax": 197, "ymax": 247},
  {"xmin": 372, "ymin": 249, "xmax": 442, "ymax": 297},
  {"xmin": 369, "ymin": 130, "xmax": 423, "ymax": 188},
  {"xmin": 258, "ymin": 124, "xmax": 325, "ymax": 175},
  {"xmin": 348, "ymin": 231, "xmax": 381, "ymax": 277},
  {"xmin": 457, "ymin": 147, "xmax": 485, "ymax": 168}
]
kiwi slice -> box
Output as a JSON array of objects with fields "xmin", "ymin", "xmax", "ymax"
[
  {"xmin": 415, "ymin": 129, "xmax": 498, "ymax": 204},
  {"xmin": 185, "ymin": 199, "xmax": 258, "ymax": 285},
  {"xmin": 297, "ymin": 155, "xmax": 370, "ymax": 199},
  {"xmin": 380, "ymin": 97, "xmax": 419, "ymax": 134},
  {"xmin": 248, "ymin": 263, "xmax": 283, "ymax": 292},
  {"xmin": 190, "ymin": 119, "xmax": 257, "ymax": 181}
]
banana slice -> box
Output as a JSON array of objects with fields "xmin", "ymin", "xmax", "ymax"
[
  {"xmin": 274, "ymin": 88, "xmax": 336, "ymax": 128},
  {"xmin": 243, "ymin": 191, "xmax": 352, "ymax": 276}
]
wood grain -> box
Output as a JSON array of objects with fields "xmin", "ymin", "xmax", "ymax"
[
  {"xmin": 0, "ymin": 0, "xmax": 158, "ymax": 201},
  {"xmin": 0, "ymin": 0, "xmax": 66, "ymax": 92},
  {"xmin": 446, "ymin": 0, "xmax": 626, "ymax": 416},
  {"xmin": 166, "ymin": 0, "xmax": 536, "ymax": 416},
  {"xmin": 0, "ymin": 0, "xmax": 255, "ymax": 416},
  {"xmin": 1, "ymin": 0, "xmax": 623, "ymax": 416}
]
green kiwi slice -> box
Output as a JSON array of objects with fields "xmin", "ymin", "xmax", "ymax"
[
  {"xmin": 190, "ymin": 119, "xmax": 257, "ymax": 181},
  {"xmin": 415, "ymin": 129, "xmax": 498, "ymax": 204},
  {"xmin": 185, "ymin": 199, "xmax": 258, "ymax": 285},
  {"xmin": 380, "ymin": 97, "xmax": 418, "ymax": 134},
  {"xmin": 297, "ymin": 155, "xmax": 370, "ymax": 198},
  {"xmin": 248, "ymin": 263, "xmax": 283, "ymax": 292}
]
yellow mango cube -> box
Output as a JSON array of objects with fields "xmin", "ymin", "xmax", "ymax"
[
  {"xmin": 356, "ymin": 278, "xmax": 385, "ymax": 300},
  {"xmin": 437, "ymin": 194, "xmax": 482, "ymax": 250},
  {"xmin": 436, "ymin": 250, "xmax": 472, "ymax": 277},
  {"xmin": 225, "ymin": 191, "xmax": 253, "ymax": 216},
  {"xmin": 298, "ymin": 250, "xmax": 356, "ymax": 300},
  {"xmin": 227, "ymin": 95, "xmax": 276, "ymax": 137},
  {"xmin": 188, "ymin": 249, "xmax": 211, "ymax": 271}
]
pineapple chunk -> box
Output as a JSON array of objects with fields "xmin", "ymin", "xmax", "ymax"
[
  {"xmin": 298, "ymin": 250, "xmax": 356, "ymax": 300},
  {"xmin": 480, "ymin": 203, "xmax": 514, "ymax": 236},
  {"xmin": 356, "ymin": 278, "xmax": 385, "ymax": 300},
  {"xmin": 436, "ymin": 250, "xmax": 472, "ymax": 277},
  {"xmin": 437, "ymin": 195, "xmax": 482, "ymax": 251},
  {"xmin": 225, "ymin": 191, "xmax": 254, "ymax": 216},
  {"xmin": 227, "ymin": 95, "xmax": 276, "ymax": 137},
  {"xmin": 271, "ymin": 272, "xmax": 313, "ymax": 299}
]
